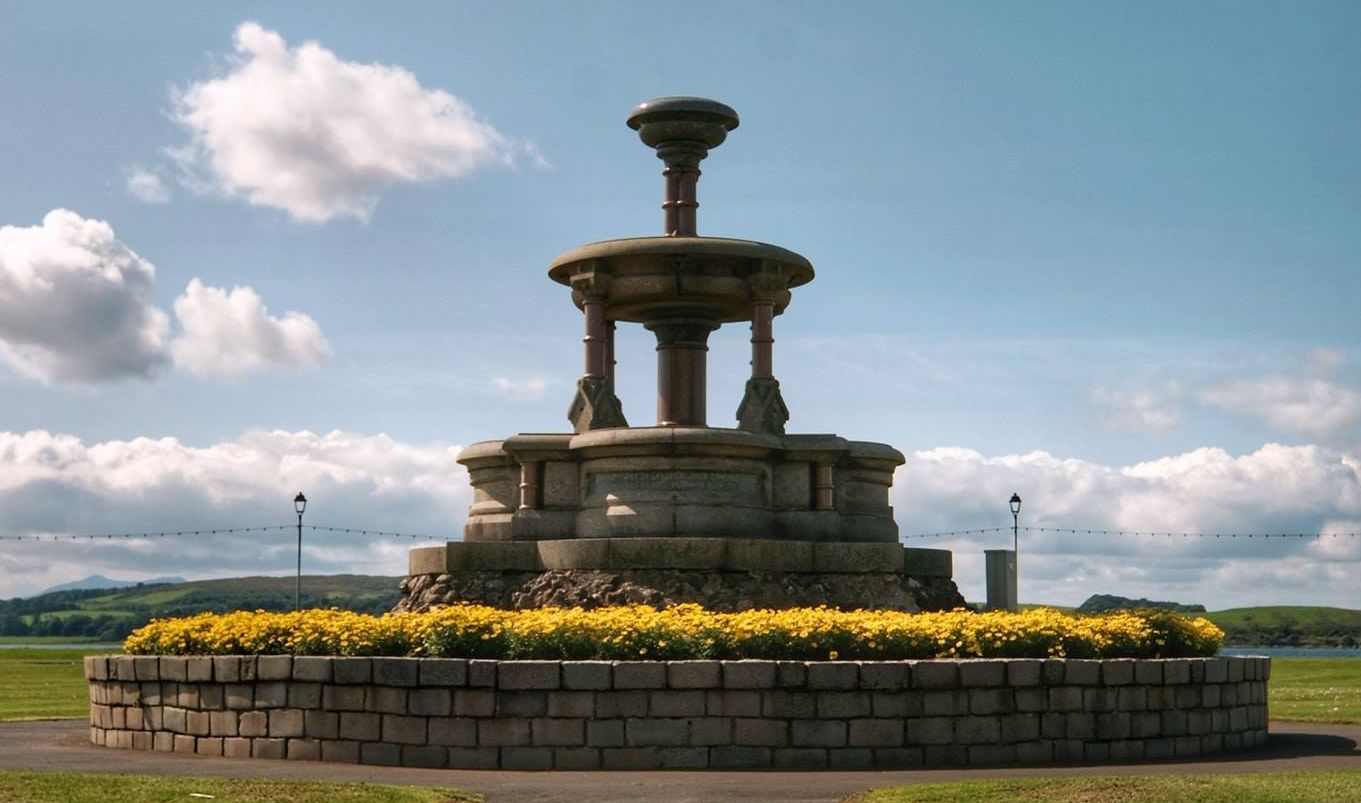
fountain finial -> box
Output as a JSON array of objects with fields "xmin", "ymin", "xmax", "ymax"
[{"xmin": 627, "ymin": 97, "xmax": 739, "ymax": 237}]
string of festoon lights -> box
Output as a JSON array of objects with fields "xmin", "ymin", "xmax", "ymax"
[
  {"xmin": 900, "ymin": 526, "xmax": 1360, "ymax": 541},
  {"xmin": 0, "ymin": 524, "xmax": 444, "ymax": 542}
]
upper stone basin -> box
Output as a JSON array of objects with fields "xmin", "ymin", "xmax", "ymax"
[{"xmin": 547, "ymin": 236, "xmax": 814, "ymax": 323}]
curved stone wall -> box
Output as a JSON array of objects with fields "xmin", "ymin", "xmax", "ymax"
[{"xmin": 86, "ymin": 655, "xmax": 1268, "ymax": 769}]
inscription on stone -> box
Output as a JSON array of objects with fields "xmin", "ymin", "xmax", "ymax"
[{"xmin": 587, "ymin": 470, "xmax": 762, "ymax": 501}]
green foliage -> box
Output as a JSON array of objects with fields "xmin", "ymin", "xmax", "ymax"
[
  {"xmin": 1077, "ymin": 594, "xmax": 1206, "ymax": 614},
  {"xmin": 853, "ymin": 771, "xmax": 1361, "ymax": 803},
  {"xmin": 1206, "ymin": 607, "xmax": 1361, "ymax": 648}
]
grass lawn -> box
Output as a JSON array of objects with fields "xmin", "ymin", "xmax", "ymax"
[
  {"xmin": 849, "ymin": 771, "xmax": 1361, "ymax": 802},
  {"xmin": 0, "ymin": 771, "xmax": 480, "ymax": 803},
  {"xmin": 1269, "ymin": 658, "xmax": 1361, "ymax": 724},
  {"xmin": 0, "ymin": 636, "xmax": 111, "ymax": 645},
  {"xmin": 0, "ymin": 649, "xmax": 106, "ymax": 722}
]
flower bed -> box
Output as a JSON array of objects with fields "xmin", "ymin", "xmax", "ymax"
[{"xmin": 125, "ymin": 606, "xmax": 1223, "ymax": 660}]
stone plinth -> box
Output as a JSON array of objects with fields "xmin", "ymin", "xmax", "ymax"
[{"xmin": 87, "ymin": 655, "xmax": 1272, "ymax": 769}]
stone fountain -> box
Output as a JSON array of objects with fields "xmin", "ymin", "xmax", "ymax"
[{"xmin": 398, "ymin": 98, "xmax": 963, "ymax": 612}]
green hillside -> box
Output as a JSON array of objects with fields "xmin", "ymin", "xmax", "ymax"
[
  {"xmin": 1, "ymin": 575, "xmax": 403, "ymax": 641},
  {"xmin": 1205, "ymin": 606, "xmax": 1361, "ymax": 647}
]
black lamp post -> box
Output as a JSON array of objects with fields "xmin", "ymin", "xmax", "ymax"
[
  {"xmin": 1009, "ymin": 492, "xmax": 1022, "ymax": 602},
  {"xmin": 293, "ymin": 491, "xmax": 307, "ymax": 611}
]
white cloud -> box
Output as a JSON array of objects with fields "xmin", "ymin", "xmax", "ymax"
[
  {"xmin": 895, "ymin": 443, "xmax": 1361, "ymax": 608},
  {"xmin": 172, "ymin": 278, "xmax": 331, "ymax": 377},
  {"xmin": 491, "ymin": 376, "xmax": 548, "ymax": 401},
  {"xmin": 0, "ymin": 428, "xmax": 468, "ymax": 598},
  {"xmin": 170, "ymin": 22, "xmax": 531, "ymax": 223},
  {"xmin": 124, "ymin": 165, "xmax": 171, "ymax": 203},
  {"xmin": 1199, "ymin": 376, "xmax": 1361, "ymax": 440},
  {"xmin": 0, "ymin": 209, "xmax": 170, "ymax": 383},
  {"xmin": 1091, "ymin": 381, "xmax": 1182, "ymax": 432}
]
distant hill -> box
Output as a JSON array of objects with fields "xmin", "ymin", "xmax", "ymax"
[
  {"xmin": 0, "ymin": 574, "xmax": 402, "ymax": 641},
  {"xmin": 34, "ymin": 574, "xmax": 186, "ymax": 596},
  {"xmin": 1077, "ymin": 594, "xmax": 1206, "ymax": 614},
  {"xmin": 1205, "ymin": 606, "xmax": 1361, "ymax": 648}
]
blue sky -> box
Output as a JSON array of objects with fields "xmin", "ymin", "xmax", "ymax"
[{"xmin": 1, "ymin": 2, "xmax": 1358, "ymax": 604}]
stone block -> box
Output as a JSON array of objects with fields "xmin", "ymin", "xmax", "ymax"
[
  {"xmin": 454, "ymin": 689, "xmax": 496, "ymax": 717},
  {"xmin": 288, "ymin": 682, "xmax": 322, "ymax": 709},
  {"xmin": 773, "ymin": 748, "xmax": 826, "ymax": 768},
  {"xmin": 649, "ymin": 690, "xmax": 706, "ymax": 717},
  {"xmin": 923, "ymin": 745, "xmax": 969, "ymax": 766},
  {"xmin": 708, "ymin": 689, "xmax": 760, "ymax": 717},
  {"xmin": 499, "ymin": 661, "xmax": 560, "ymax": 690},
  {"xmin": 827, "ymin": 747, "xmax": 875, "ymax": 768},
  {"xmin": 338, "ymin": 712, "xmax": 380, "ymax": 742},
  {"xmin": 553, "ymin": 747, "xmax": 601, "ymax": 769},
  {"xmin": 382, "ymin": 714, "xmax": 427, "ymax": 745},
  {"xmin": 721, "ymin": 660, "xmax": 777, "ymax": 689},
  {"xmin": 332, "ymin": 658, "xmax": 372, "ymax": 685},
  {"xmin": 1095, "ymin": 712, "xmax": 1131, "ymax": 740},
  {"xmin": 323, "ymin": 685, "xmax": 365, "ymax": 711},
  {"xmin": 969, "ymin": 688, "xmax": 1010, "ymax": 715},
  {"xmin": 859, "ymin": 662, "xmax": 908, "ymax": 690},
  {"xmin": 85, "ymin": 656, "xmax": 108, "ymax": 681},
  {"xmin": 791, "ymin": 720, "xmax": 847, "ymax": 748},
  {"xmin": 607, "ymin": 538, "xmax": 726, "ymax": 570},
  {"xmin": 1132, "ymin": 711, "xmax": 1162, "ymax": 738},
  {"xmin": 173, "ymin": 734, "xmax": 197, "ymax": 754},
  {"xmin": 198, "ymin": 684, "xmax": 224, "ymax": 710},
  {"xmin": 531, "ymin": 718, "xmax": 585, "ymax": 746},
  {"xmin": 911, "ymin": 661, "xmax": 958, "ymax": 689},
  {"xmin": 968, "ymin": 744, "xmax": 1017, "ymax": 765},
  {"xmin": 254, "ymin": 682, "xmax": 288, "ymax": 708},
  {"xmin": 1049, "ymin": 686, "xmax": 1083, "ymax": 712},
  {"xmin": 252, "ymin": 737, "xmax": 286, "ymax": 759},
  {"xmin": 1134, "ymin": 661, "xmax": 1162, "ymax": 685},
  {"xmin": 1164, "ymin": 659, "xmax": 1192, "ymax": 685},
  {"xmin": 687, "ymin": 717, "xmax": 732, "ymax": 746},
  {"xmin": 1083, "ymin": 742, "xmax": 1110, "ymax": 762},
  {"xmin": 958, "ymin": 660, "xmax": 1006, "ymax": 687},
  {"xmin": 807, "ymin": 662, "xmax": 859, "ymax": 690},
  {"xmin": 401, "ymin": 744, "xmax": 449, "ymax": 768},
  {"xmin": 256, "ymin": 655, "xmax": 292, "ymax": 682},
  {"xmin": 872, "ymin": 691, "xmax": 922, "ymax": 718},
  {"xmin": 112, "ymin": 656, "xmax": 135, "ymax": 681},
  {"xmin": 209, "ymin": 710, "xmax": 238, "ymax": 737},
  {"xmin": 902, "ymin": 547, "xmax": 952, "ymax": 577},
  {"xmin": 595, "ymin": 690, "xmax": 649, "ymax": 718},
  {"xmin": 1117, "ymin": 686, "xmax": 1147, "ymax": 711},
  {"xmin": 726, "ymin": 538, "xmax": 814, "ymax": 571},
  {"xmin": 812, "ymin": 542, "xmax": 902, "ymax": 572},
  {"xmin": 132, "ymin": 656, "xmax": 159, "ymax": 681},
  {"xmin": 446, "ymin": 540, "xmax": 542, "ymax": 571},
  {"xmin": 817, "ymin": 691, "xmax": 872, "ymax": 718},
  {"xmin": 710, "ymin": 746, "xmax": 771, "ymax": 768},
  {"xmin": 372, "ymin": 658, "xmax": 419, "ymax": 687},
  {"xmin": 359, "ymin": 742, "xmax": 401, "ymax": 766},
  {"xmin": 1016, "ymin": 740, "xmax": 1053, "ymax": 764},
  {"xmin": 408, "ymin": 544, "xmax": 446, "ymax": 574},
  {"xmin": 304, "ymin": 710, "xmax": 338, "ymax": 740},
  {"xmin": 185, "ymin": 710, "xmax": 211, "ymax": 736},
  {"xmin": 734, "ymin": 718, "xmax": 787, "ymax": 747},
  {"xmin": 626, "ymin": 717, "xmax": 688, "ymax": 746},
  {"xmin": 268, "ymin": 708, "xmax": 304, "ymax": 738},
  {"xmin": 409, "ymin": 688, "xmax": 451, "ymax": 716},
  {"xmin": 776, "ymin": 661, "xmax": 808, "ymax": 687},
  {"xmin": 1065, "ymin": 660, "xmax": 1101, "ymax": 686},
  {"xmin": 1162, "ymin": 709, "xmax": 1189, "ymax": 736},
  {"xmin": 224, "ymin": 684, "xmax": 253, "ymax": 710},
  {"xmin": 1065, "ymin": 712, "xmax": 1095, "ymax": 739},
  {"xmin": 1109, "ymin": 739, "xmax": 1144, "ymax": 762},
  {"xmin": 1228, "ymin": 658, "xmax": 1245, "ymax": 682},
  {"xmin": 1000, "ymin": 714, "xmax": 1040, "ymax": 743},
  {"xmin": 1204, "ymin": 658, "xmax": 1229, "ymax": 683},
  {"xmin": 419, "ymin": 658, "xmax": 467, "ymax": 687},
  {"xmin": 496, "ymin": 691, "xmax": 547, "ymax": 717},
  {"xmin": 955, "ymin": 716, "xmax": 1001, "ymax": 744},
  {"xmin": 563, "ymin": 661, "xmax": 612, "ymax": 690},
  {"xmin": 848, "ymin": 719, "xmax": 903, "ymax": 747},
  {"xmin": 762, "ymin": 691, "xmax": 816, "ymax": 718},
  {"xmin": 468, "ymin": 659, "xmax": 498, "ymax": 687},
  {"xmin": 586, "ymin": 719, "xmax": 625, "ymax": 747},
  {"xmin": 238, "ymin": 710, "xmax": 267, "ymax": 737},
  {"xmin": 175, "ymin": 685, "xmax": 198, "ymax": 709},
  {"xmin": 186, "ymin": 658, "xmax": 213, "ymax": 683},
  {"xmin": 667, "ymin": 660, "xmax": 720, "ymax": 688},
  {"xmin": 602, "ymin": 747, "xmax": 659, "ymax": 769},
  {"xmin": 1006, "ymin": 660, "xmax": 1044, "ymax": 687},
  {"xmin": 447, "ymin": 747, "xmax": 499, "ymax": 769},
  {"xmin": 1101, "ymin": 660, "xmax": 1135, "ymax": 686},
  {"xmin": 874, "ymin": 747, "xmax": 925, "ymax": 767},
  {"xmin": 497, "ymin": 746, "xmax": 555, "ymax": 769},
  {"xmin": 429, "ymin": 718, "xmax": 477, "ymax": 747},
  {"xmin": 547, "ymin": 691, "xmax": 595, "ymax": 718},
  {"xmin": 613, "ymin": 662, "xmax": 667, "ymax": 689},
  {"xmin": 478, "ymin": 718, "xmax": 531, "ymax": 746},
  {"xmin": 1015, "ymin": 688, "xmax": 1048, "ymax": 713},
  {"xmin": 287, "ymin": 738, "xmax": 322, "ymax": 762},
  {"xmin": 222, "ymin": 736, "xmax": 251, "ymax": 757},
  {"xmin": 159, "ymin": 657, "xmax": 187, "ymax": 682}
]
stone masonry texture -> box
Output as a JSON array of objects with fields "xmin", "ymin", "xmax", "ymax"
[{"xmin": 86, "ymin": 656, "xmax": 1269, "ymax": 770}]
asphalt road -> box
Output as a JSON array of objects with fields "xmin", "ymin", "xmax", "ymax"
[{"xmin": 0, "ymin": 720, "xmax": 1357, "ymax": 802}]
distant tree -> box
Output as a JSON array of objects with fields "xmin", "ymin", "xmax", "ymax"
[{"xmin": 0, "ymin": 613, "xmax": 28, "ymax": 636}]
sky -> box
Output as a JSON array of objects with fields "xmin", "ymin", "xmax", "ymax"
[{"xmin": 1, "ymin": 2, "xmax": 1358, "ymax": 607}]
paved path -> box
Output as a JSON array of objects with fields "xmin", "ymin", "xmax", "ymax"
[{"xmin": 1, "ymin": 720, "xmax": 1358, "ymax": 802}]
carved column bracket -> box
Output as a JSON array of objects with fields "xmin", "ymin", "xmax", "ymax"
[
  {"xmin": 736, "ymin": 376, "xmax": 790, "ymax": 434},
  {"xmin": 567, "ymin": 375, "xmax": 628, "ymax": 433}
]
